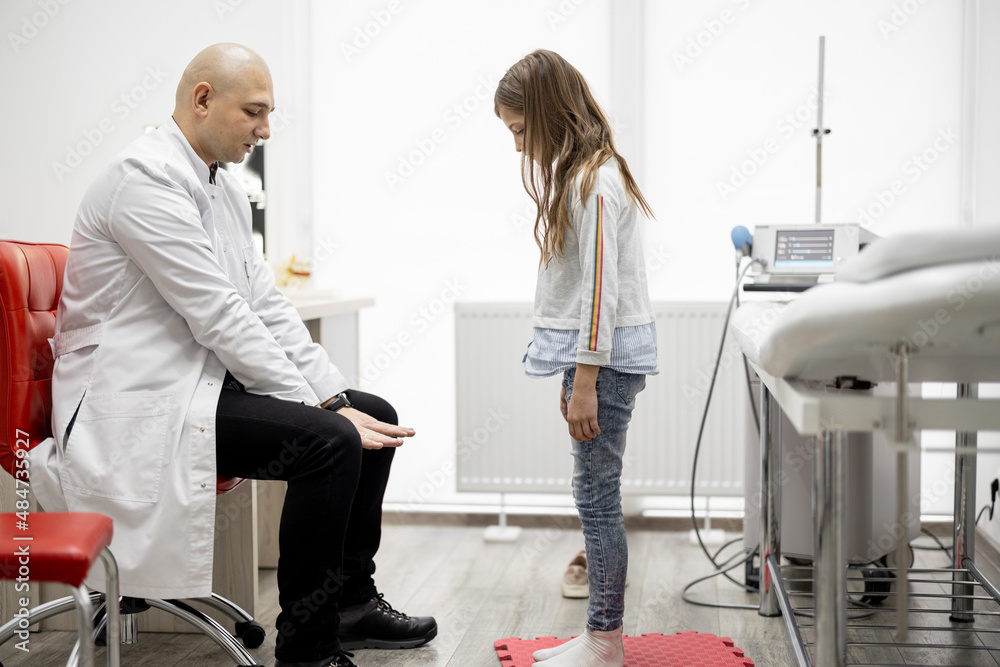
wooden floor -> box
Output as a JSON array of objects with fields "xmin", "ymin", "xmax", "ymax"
[{"xmin": 2, "ymin": 523, "xmax": 999, "ymax": 666}]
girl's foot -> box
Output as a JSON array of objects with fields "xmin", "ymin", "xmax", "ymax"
[
  {"xmin": 534, "ymin": 627, "xmax": 624, "ymax": 667},
  {"xmin": 532, "ymin": 634, "xmax": 581, "ymax": 661}
]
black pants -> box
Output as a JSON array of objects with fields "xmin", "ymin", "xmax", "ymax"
[{"xmin": 216, "ymin": 381, "xmax": 396, "ymax": 661}]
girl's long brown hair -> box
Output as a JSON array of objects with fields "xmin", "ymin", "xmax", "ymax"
[{"xmin": 494, "ymin": 49, "xmax": 653, "ymax": 263}]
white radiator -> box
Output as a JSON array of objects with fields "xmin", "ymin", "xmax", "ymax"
[{"xmin": 455, "ymin": 302, "xmax": 748, "ymax": 496}]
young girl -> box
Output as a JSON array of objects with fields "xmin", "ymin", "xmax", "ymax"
[{"xmin": 495, "ymin": 50, "xmax": 658, "ymax": 667}]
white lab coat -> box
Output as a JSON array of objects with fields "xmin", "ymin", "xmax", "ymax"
[{"xmin": 30, "ymin": 119, "xmax": 348, "ymax": 598}]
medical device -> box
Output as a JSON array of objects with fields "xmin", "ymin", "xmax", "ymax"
[{"xmin": 742, "ymin": 223, "xmax": 879, "ymax": 291}]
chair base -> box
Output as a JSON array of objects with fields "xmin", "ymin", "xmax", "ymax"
[
  {"xmin": 0, "ymin": 546, "xmax": 119, "ymax": 667},
  {"xmin": 0, "ymin": 593, "xmax": 265, "ymax": 667}
]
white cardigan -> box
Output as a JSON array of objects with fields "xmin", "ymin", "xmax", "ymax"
[{"xmin": 532, "ymin": 161, "xmax": 655, "ymax": 367}]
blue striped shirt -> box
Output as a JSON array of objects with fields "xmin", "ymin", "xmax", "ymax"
[{"xmin": 523, "ymin": 323, "xmax": 659, "ymax": 378}]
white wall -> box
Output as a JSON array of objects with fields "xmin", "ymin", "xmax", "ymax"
[
  {"xmin": 0, "ymin": 0, "xmax": 311, "ymax": 261},
  {"xmin": 973, "ymin": 0, "xmax": 1000, "ymax": 226}
]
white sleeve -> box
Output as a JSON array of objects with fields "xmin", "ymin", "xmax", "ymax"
[
  {"xmin": 108, "ymin": 167, "xmax": 320, "ymax": 404},
  {"xmin": 574, "ymin": 186, "xmax": 620, "ymax": 366},
  {"xmin": 246, "ymin": 258, "xmax": 350, "ymax": 402}
]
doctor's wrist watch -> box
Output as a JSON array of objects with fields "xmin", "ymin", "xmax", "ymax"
[{"xmin": 327, "ymin": 391, "xmax": 352, "ymax": 412}]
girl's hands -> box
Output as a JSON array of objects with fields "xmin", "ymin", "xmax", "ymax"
[
  {"xmin": 567, "ymin": 387, "xmax": 600, "ymax": 441},
  {"xmin": 565, "ymin": 363, "xmax": 601, "ymax": 442}
]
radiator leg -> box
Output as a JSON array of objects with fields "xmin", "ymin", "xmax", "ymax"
[
  {"xmin": 483, "ymin": 493, "xmax": 522, "ymax": 542},
  {"xmin": 758, "ymin": 384, "xmax": 782, "ymax": 617}
]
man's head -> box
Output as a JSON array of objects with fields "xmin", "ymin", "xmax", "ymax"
[{"xmin": 173, "ymin": 43, "xmax": 274, "ymax": 166}]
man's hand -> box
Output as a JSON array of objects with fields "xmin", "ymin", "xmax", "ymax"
[
  {"xmin": 567, "ymin": 364, "xmax": 600, "ymax": 442},
  {"xmin": 335, "ymin": 406, "xmax": 415, "ymax": 450},
  {"xmin": 560, "ymin": 386, "xmax": 569, "ymax": 422}
]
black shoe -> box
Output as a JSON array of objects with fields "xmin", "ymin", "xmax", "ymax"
[
  {"xmin": 338, "ymin": 592, "xmax": 438, "ymax": 650},
  {"xmin": 274, "ymin": 650, "xmax": 356, "ymax": 667}
]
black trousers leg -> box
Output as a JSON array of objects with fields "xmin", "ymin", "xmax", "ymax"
[
  {"xmin": 338, "ymin": 392, "xmax": 397, "ymax": 607},
  {"xmin": 215, "ymin": 387, "xmax": 395, "ymax": 661}
]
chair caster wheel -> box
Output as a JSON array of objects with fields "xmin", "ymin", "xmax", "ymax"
[
  {"xmin": 235, "ymin": 620, "xmax": 266, "ymax": 648},
  {"xmin": 860, "ymin": 567, "xmax": 892, "ymax": 605}
]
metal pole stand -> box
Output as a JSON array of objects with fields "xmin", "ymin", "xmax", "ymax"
[
  {"xmin": 814, "ymin": 430, "xmax": 847, "ymax": 667},
  {"xmin": 951, "ymin": 382, "xmax": 978, "ymax": 622},
  {"xmin": 759, "ymin": 383, "xmax": 782, "ymax": 617}
]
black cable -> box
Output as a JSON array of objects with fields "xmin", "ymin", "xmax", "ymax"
[
  {"xmin": 743, "ymin": 356, "xmax": 760, "ymax": 433},
  {"xmin": 682, "ymin": 543, "xmax": 874, "ymax": 617},
  {"xmin": 977, "ymin": 504, "xmax": 992, "ymax": 526},
  {"xmin": 712, "ymin": 536, "xmax": 744, "ymax": 562},
  {"xmin": 913, "ymin": 527, "xmax": 953, "ymax": 559},
  {"xmin": 688, "ymin": 258, "xmax": 763, "ymax": 594},
  {"xmin": 682, "ymin": 545, "xmax": 885, "ymax": 618},
  {"xmin": 735, "ymin": 264, "xmax": 760, "ymax": 433},
  {"xmin": 682, "ymin": 546, "xmax": 759, "ymax": 609}
]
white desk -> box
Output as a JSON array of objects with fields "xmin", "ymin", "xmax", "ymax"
[{"xmin": 289, "ymin": 292, "xmax": 375, "ymax": 381}]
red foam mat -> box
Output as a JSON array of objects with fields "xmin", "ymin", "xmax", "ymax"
[{"xmin": 494, "ymin": 632, "xmax": 754, "ymax": 666}]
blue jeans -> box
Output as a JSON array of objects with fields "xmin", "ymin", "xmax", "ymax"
[{"xmin": 563, "ymin": 366, "xmax": 646, "ymax": 631}]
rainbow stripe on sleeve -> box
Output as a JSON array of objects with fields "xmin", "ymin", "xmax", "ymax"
[{"xmin": 588, "ymin": 195, "xmax": 604, "ymax": 351}]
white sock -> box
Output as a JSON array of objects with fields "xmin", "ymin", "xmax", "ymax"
[
  {"xmin": 534, "ymin": 627, "xmax": 624, "ymax": 667},
  {"xmin": 532, "ymin": 634, "xmax": 582, "ymax": 661}
]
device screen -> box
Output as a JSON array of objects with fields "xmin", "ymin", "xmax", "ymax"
[{"xmin": 774, "ymin": 229, "xmax": 835, "ymax": 268}]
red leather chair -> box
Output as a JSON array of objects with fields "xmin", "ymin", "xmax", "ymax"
[
  {"xmin": 0, "ymin": 241, "xmax": 120, "ymax": 667},
  {"xmin": 0, "ymin": 512, "xmax": 119, "ymax": 667},
  {"xmin": 0, "ymin": 241, "xmax": 264, "ymax": 666}
]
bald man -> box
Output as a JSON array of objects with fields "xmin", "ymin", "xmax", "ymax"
[{"xmin": 32, "ymin": 44, "xmax": 436, "ymax": 667}]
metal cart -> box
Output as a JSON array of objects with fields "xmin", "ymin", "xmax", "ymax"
[{"xmin": 754, "ymin": 362, "xmax": 1000, "ymax": 666}]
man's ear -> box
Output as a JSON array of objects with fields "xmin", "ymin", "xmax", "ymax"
[{"xmin": 192, "ymin": 82, "xmax": 213, "ymax": 118}]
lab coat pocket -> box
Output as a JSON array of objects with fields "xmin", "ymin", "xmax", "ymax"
[{"xmin": 61, "ymin": 392, "xmax": 173, "ymax": 503}]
